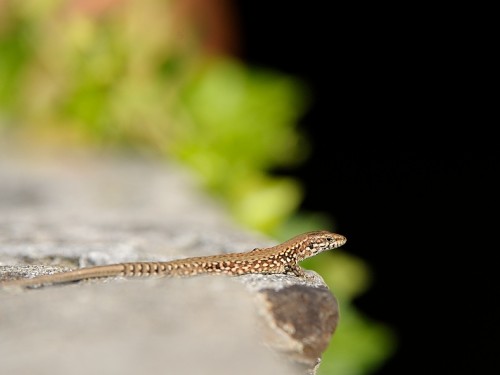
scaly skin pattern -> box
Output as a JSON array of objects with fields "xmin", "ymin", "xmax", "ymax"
[{"xmin": 0, "ymin": 231, "xmax": 346, "ymax": 288}]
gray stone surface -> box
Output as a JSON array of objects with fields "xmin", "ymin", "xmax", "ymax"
[
  {"xmin": 0, "ymin": 152, "xmax": 339, "ymax": 375},
  {"xmin": 1, "ymin": 278, "xmax": 294, "ymax": 375}
]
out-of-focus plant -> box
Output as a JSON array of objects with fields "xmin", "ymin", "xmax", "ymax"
[
  {"xmin": 0, "ymin": 1, "xmax": 395, "ymax": 374},
  {"xmin": 170, "ymin": 61, "xmax": 308, "ymax": 231},
  {"xmin": 0, "ymin": 0, "xmax": 307, "ymax": 233}
]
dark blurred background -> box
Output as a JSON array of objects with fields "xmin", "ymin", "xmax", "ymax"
[{"xmin": 233, "ymin": 1, "xmax": 497, "ymax": 374}]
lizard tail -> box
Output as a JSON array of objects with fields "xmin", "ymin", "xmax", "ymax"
[{"xmin": 0, "ymin": 264, "xmax": 126, "ymax": 288}]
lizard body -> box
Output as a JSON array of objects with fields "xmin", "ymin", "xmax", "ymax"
[{"xmin": 0, "ymin": 231, "xmax": 346, "ymax": 288}]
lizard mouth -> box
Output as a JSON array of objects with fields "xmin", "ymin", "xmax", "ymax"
[{"xmin": 334, "ymin": 235, "xmax": 347, "ymax": 247}]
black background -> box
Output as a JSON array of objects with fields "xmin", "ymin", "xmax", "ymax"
[{"xmin": 234, "ymin": 2, "xmax": 497, "ymax": 374}]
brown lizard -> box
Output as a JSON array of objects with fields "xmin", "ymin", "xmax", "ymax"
[{"xmin": 0, "ymin": 231, "xmax": 346, "ymax": 288}]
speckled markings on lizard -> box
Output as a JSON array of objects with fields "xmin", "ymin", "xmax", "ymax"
[{"xmin": 0, "ymin": 231, "xmax": 346, "ymax": 288}]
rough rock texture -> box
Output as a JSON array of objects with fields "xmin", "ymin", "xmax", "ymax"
[{"xmin": 0, "ymin": 152, "xmax": 339, "ymax": 375}]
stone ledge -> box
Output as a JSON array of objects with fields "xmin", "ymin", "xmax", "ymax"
[{"xmin": 0, "ymin": 153, "xmax": 339, "ymax": 375}]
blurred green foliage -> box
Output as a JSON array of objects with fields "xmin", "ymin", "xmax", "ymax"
[
  {"xmin": 0, "ymin": 1, "xmax": 395, "ymax": 374},
  {"xmin": 172, "ymin": 61, "xmax": 308, "ymax": 231}
]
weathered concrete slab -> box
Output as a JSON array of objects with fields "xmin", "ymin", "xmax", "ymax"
[{"xmin": 0, "ymin": 152, "xmax": 338, "ymax": 375}]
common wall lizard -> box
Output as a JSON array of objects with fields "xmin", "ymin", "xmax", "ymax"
[{"xmin": 0, "ymin": 231, "xmax": 346, "ymax": 288}]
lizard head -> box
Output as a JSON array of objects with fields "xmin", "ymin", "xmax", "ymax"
[{"xmin": 292, "ymin": 230, "xmax": 347, "ymax": 260}]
